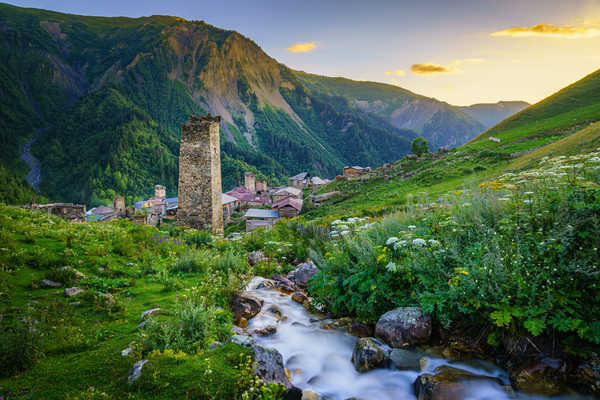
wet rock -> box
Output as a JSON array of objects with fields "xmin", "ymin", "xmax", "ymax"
[
  {"xmin": 414, "ymin": 365, "xmax": 503, "ymax": 400},
  {"xmin": 64, "ymin": 287, "xmax": 84, "ymax": 297},
  {"xmin": 278, "ymin": 286, "xmax": 295, "ymax": 294},
  {"xmin": 572, "ymin": 354, "xmax": 600, "ymax": 394},
  {"xmin": 140, "ymin": 308, "xmax": 161, "ymax": 320},
  {"xmin": 248, "ymin": 250, "xmax": 265, "ymax": 266},
  {"xmin": 272, "ymin": 273, "xmax": 295, "ymax": 288},
  {"xmin": 227, "ymin": 334, "xmax": 256, "ymax": 347},
  {"xmin": 510, "ymin": 357, "xmax": 566, "ymax": 396},
  {"xmin": 208, "ymin": 341, "xmax": 222, "ymax": 350},
  {"xmin": 121, "ymin": 347, "xmax": 132, "ymax": 356},
  {"xmin": 349, "ymin": 322, "xmax": 373, "ymax": 338},
  {"xmin": 128, "ymin": 359, "xmax": 148, "ymax": 385},
  {"xmin": 253, "ymin": 344, "xmax": 291, "ymax": 388},
  {"xmin": 375, "ymin": 307, "xmax": 431, "ymax": 347},
  {"xmin": 236, "ymin": 317, "xmax": 248, "ymax": 328},
  {"xmin": 351, "ymin": 337, "xmax": 387, "ymax": 372},
  {"xmin": 41, "ymin": 279, "xmax": 62, "ymax": 288},
  {"xmin": 257, "ymin": 279, "xmax": 279, "ymax": 289},
  {"xmin": 266, "ymin": 304, "xmax": 285, "ymax": 321},
  {"xmin": 254, "ymin": 325, "xmax": 277, "ymax": 336},
  {"xmin": 283, "ymin": 387, "xmax": 303, "ymax": 400},
  {"xmin": 247, "ymin": 276, "xmax": 276, "ymax": 290},
  {"xmin": 231, "ymin": 293, "xmax": 263, "ymax": 321},
  {"xmin": 302, "ymin": 389, "xmax": 319, "ymax": 400},
  {"xmin": 321, "ymin": 318, "xmax": 352, "ymax": 331},
  {"xmin": 293, "ymin": 261, "xmax": 319, "ymax": 288},
  {"xmin": 291, "ymin": 291, "xmax": 308, "ymax": 304},
  {"xmin": 390, "ymin": 348, "xmax": 422, "ymax": 371}
]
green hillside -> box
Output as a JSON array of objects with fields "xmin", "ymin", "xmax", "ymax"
[
  {"xmin": 466, "ymin": 68, "xmax": 600, "ymax": 152},
  {"xmin": 305, "ymin": 69, "xmax": 600, "ymax": 219}
]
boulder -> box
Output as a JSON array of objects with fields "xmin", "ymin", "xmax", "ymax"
[
  {"xmin": 208, "ymin": 341, "xmax": 222, "ymax": 350},
  {"xmin": 351, "ymin": 337, "xmax": 387, "ymax": 372},
  {"xmin": 64, "ymin": 287, "xmax": 84, "ymax": 297},
  {"xmin": 283, "ymin": 387, "xmax": 303, "ymax": 400},
  {"xmin": 272, "ymin": 274, "xmax": 296, "ymax": 288},
  {"xmin": 236, "ymin": 317, "xmax": 248, "ymax": 328},
  {"xmin": 375, "ymin": 307, "xmax": 431, "ymax": 347},
  {"xmin": 390, "ymin": 348, "xmax": 423, "ymax": 371},
  {"xmin": 60, "ymin": 266, "xmax": 87, "ymax": 280},
  {"xmin": 254, "ymin": 325, "xmax": 277, "ymax": 336},
  {"xmin": 121, "ymin": 347, "xmax": 133, "ymax": 356},
  {"xmin": 349, "ymin": 322, "xmax": 373, "ymax": 338},
  {"xmin": 257, "ymin": 279, "xmax": 279, "ymax": 290},
  {"xmin": 229, "ymin": 334, "xmax": 291, "ymax": 389},
  {"xmin": 41, "ymin": 279, "xmax": 62, "ymax": 288},
  {"xmin": 510, "ymin": 357, "xmax": 567, "ymax": 396},
  {"xmin": 414, "ymin": 365, "xmax": 503, "ymax": 400},
  {"xmin": 321, "ymin": 318, "xmax": 352, "ymax": 331},
  {"xmin": 292, "ymin": 261, "xmax": 319, "ymax": 287},
  {"xmin": 128, "ymin": 359, "xmax": 148, "ymax": 385},
  {"xmin": 302, "ymin": 389, "xmax": 319, "ymax": 400},
  {"xmin": 291, "ymin": 292, "xmax": 308, "ymax": 304},
  {"xmin": 248, "ymin": 250, "xmax": 266, "ymax": 266},
  {"xmin": 140, "ymin": 308, "xmax": 161, "ymax": 321},
  {"xmin": 231, "ymin": 293, "xmax": 263, "ymax": 321},
  {"xmin": 266, "ymin": 304, "xmax": 285, "ymax": 321},
  {"xmin": 246, "ymin": 276, "xmax": 276, "ymax": 290}
]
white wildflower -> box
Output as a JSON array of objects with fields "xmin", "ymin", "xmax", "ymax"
[
  {"xmin": 412, "ymin": 238, "xmax": 426, "ymax": 247},
  {"xmin": 408, "ymin": 225, "xmax": 417, "ymax": 230},
  {"xmin": 386, "ymin": 237, "xmax": 399, "ymax": 246},
  {"xmin": 385, "ymin": 262, "xmax": 398, "ymax": 273},
  {"xmin": 340, "ymin": 230, "xmax": 350, "ymax": 236},
  {"xmin": 428, "ymin": 239, "xmax": 441, "ymax": 247},
  {"xmin": 393, "ymin": 240, "xmax": 408, "ymax": 250}
]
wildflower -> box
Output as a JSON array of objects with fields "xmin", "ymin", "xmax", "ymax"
[
  {"xmin": 408, "ymin": 225, "xmax": 416, "ymax": 230},
  {"xmin": 385, "ymin": 262, "xmax": 398, "ymax": 273},
  {"xmin": 412, "ymin": 238, "xmax": 426, "ymax": 247},
  {"xmin": 340, "ymin": 230, "xmax": 350, "ymax": 236},
  {"xmin": 428, "ymin": 239, "xmax": 440, "ymax": 247},
  {"xmin": 386, "ymin": 237, "xmax": 399, "ymax": 245},
  {"xmin": 524, "ymin": 191, "xmax": 534, "ymax": 195},
  {"xmin": 393, "ymin": 240, "xmax": 408, "ymax": 250}
]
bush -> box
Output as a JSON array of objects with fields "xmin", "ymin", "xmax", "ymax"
[
  {"xmin": 0, "ymin": 312, "xmax": 43, "ymax": 377},
  {"xmin": 172, "ymin": 250, "xmax": 207, "ymax": 274}
]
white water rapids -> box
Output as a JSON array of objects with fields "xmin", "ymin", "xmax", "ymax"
[{"xmin": 245, "ymin": 278, "xmax": 593, "ymax": 400}]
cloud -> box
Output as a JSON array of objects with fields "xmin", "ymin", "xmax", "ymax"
[
  {"xmin": 491, "ymin": 23, "xmax": 600, "ymax": 38},
  {"xmin": 286, "ymin": 42, "xmax": 317, "ymax": 53},
  {"xmin": 384, "ymin": 69, "xmax": 406, "ymax": 76},
  {"xmin": 410, "ymin": 63, "xmax": 454, "ymax": 75}
]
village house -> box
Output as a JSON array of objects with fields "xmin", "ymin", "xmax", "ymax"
[
  {"xmin": 222, "ymin": 193, "xmax": 240, "ymax": 220},
  {"xmin": 226, "ymin": 186, "xmax": 270, "ymax": 208},
  {"xmin": 311, "ymin": 191, "xmax": 341, "ymax": 207},
  {"xmin": 255, "ymin": 179, "xmax": 268, "ymax": 194},
  {"xmin": 310, "ymin": 176, "xmax": 331, "ymax": 187},
  {"xmin": 343, "ymin": 166, "xmax": 371, "ymax": 180},
  {"xmin": 30, "ymin": 203, "xmax": 87, "ymax": 223},
  {"xmin": 272, "ymin": 186, "xmax": 302, "ymax": 203},
  {"xmin": 290, "ymin": 172, "xmax": 310, "ymax": 188},
  {"xmin": 244, "ymin": 208, "xmax": 279, "ymax": 232},
  {"xmin": 272, "ymin": 197, "xmax": 303, "ymax": 218}
]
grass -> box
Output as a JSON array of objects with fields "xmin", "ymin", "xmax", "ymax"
[{"xmin": 0, "ymin": 206, "xmax": 283, "ymax": 399}]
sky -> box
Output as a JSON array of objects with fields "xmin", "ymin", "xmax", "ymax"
[{"xmin": 9, "ymin": 0, "xmax": 600, "ymax": 105}]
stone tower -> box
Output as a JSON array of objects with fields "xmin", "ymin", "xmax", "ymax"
[
  {"xmin": 154, "ymin": 184, "xmax": 166, "ymax": 199},
  {"xmin": 177, "ymin": 115, "xmax": 223, "ymax": 235},
  {"xmin": 244, "ymin": 172, "xmax": 256, "ymax": 193}
]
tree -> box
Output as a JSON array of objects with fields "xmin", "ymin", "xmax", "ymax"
[{"xmin": 411, "ymin": 137, "xmax": 429, "ymax": 157}]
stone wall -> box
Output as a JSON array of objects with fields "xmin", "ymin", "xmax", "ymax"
[
  {"xmin": 177, "ymin": 115, "xmax": 224, "ymax": 235},
  {"xmin": 244, "ymin": 172, "xmax": 256, "ymax": 193},
  {"xmin": 29, "ymin": 203, "xmax": 86, "ymax": 223},
  {"xmin": 256, "ymin": 179, "xmax": 267, "ymax": 193}
]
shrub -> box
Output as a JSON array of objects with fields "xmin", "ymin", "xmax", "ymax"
[
  {"xmin": 172, "ymin": 250, "xmax": 207, "ymax": 274},
  {"xmin": 0, "ymin": 311, "xmax": 43, "ymax": 377}
]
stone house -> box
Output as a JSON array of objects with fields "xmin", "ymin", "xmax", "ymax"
[
  {"xmin": 31, "ymin": 203, "xmax": 86, "ymax": 223},
  {"xmin": 290, "ymin": 172, "xmax": 310, "ymax": 189},
  {"xmin": 222, "ymin": 193, "xmax": 240, "ymax": 220},
  {"xmin": 272, "ymin": 197, "xmax": 303, "ymax": 218},
  {"xmin": 273, "ymin": 187, "xmax": 302, "ymax": 203},
  {"xmin": 310, "ymin": 176, "xmax": 330, "ymax": 187},
  {"xmin": 343, "ymin": 166, "xmax": 371, "ymax": 180},
  {"xmin": 245, "ymin": 208, "xmax": 279, "ymax": 232}
]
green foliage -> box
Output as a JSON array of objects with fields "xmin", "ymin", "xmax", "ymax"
[
  {"xmin": 307, "ymin": 152, "xmax": 600, "ymax": 345},
  {"xmin": 411, "ymin": 137, "xmax": 429, "ymax": 156}
]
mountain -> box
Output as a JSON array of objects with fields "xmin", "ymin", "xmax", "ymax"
[
  {"xmin": 467, "ymin": 68, "xmax": 600, "ymax": 152},
  {"xmin": 459, "ymin": 101, "xmax": 529, "ymax": 129},
  {"xmin": 0, "ymin": 3, "xmax": 522, "ymax": 206},
  {"xmin": 293, "ymin": 71, "xmax": 491, "ymax": 150}
]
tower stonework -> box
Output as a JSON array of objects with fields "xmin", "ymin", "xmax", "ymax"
[
  {"xmin": 244, "ymin": 172, "xmax": 256, "ymax": 193},
  {"xmin": 177, "ymin": 115, "xmax": 223, "ymax": 235}
]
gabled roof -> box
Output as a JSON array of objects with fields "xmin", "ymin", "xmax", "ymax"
[
  {"xmin": 222, "ymin": 193, "xmax": 238, "ymax": 205},
  {"xmin": 245, "ymin": 209, "xmax": 279, "ymax": 219},
  {"xmin": 236, "ymin": 194, "xmax": 270, "ymax": 203},
  {"xmin": 344, "ymin": 166, "xmax": 370, "ymax": 171},
  {"xmin": 274, "ymin": 186, "xmax": 302, "ymax": 197},
  {"xmin": 290, "ymin": 172, "xmax": 309, "ymax": 180},
  {"xmin": 90, "ymin": 205, "xmax": 114, "ymax": 215},
  {"xmin": 272, "ymin": 197, "xmax": 303, "ymax": 211},
  {"xmin": 311, "ymin": 176, "xmax": 330, "ymax": 185}
]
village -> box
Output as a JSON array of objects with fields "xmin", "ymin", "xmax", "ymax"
[{"xmin": 26, "ymin": 115, "xmax": 377, "ymax": 235}]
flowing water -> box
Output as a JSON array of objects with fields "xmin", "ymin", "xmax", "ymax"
[{"xmin": 245, "ymin": 278, "xmax": 592, "ymax": 400}]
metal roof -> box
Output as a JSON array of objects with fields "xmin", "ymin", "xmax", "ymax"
[{"xmin": 245, "ymin": 208, "xmax": 279, "ymax": 219}]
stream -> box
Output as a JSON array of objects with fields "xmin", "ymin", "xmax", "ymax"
[{"xmin": 245, "ymin": 278, "xmax": 593, "ymax": 400}]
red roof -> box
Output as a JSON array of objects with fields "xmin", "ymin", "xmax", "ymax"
[{"xmin": 272, "ymin": 197, "xmax": 303, "ymax": 211}]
